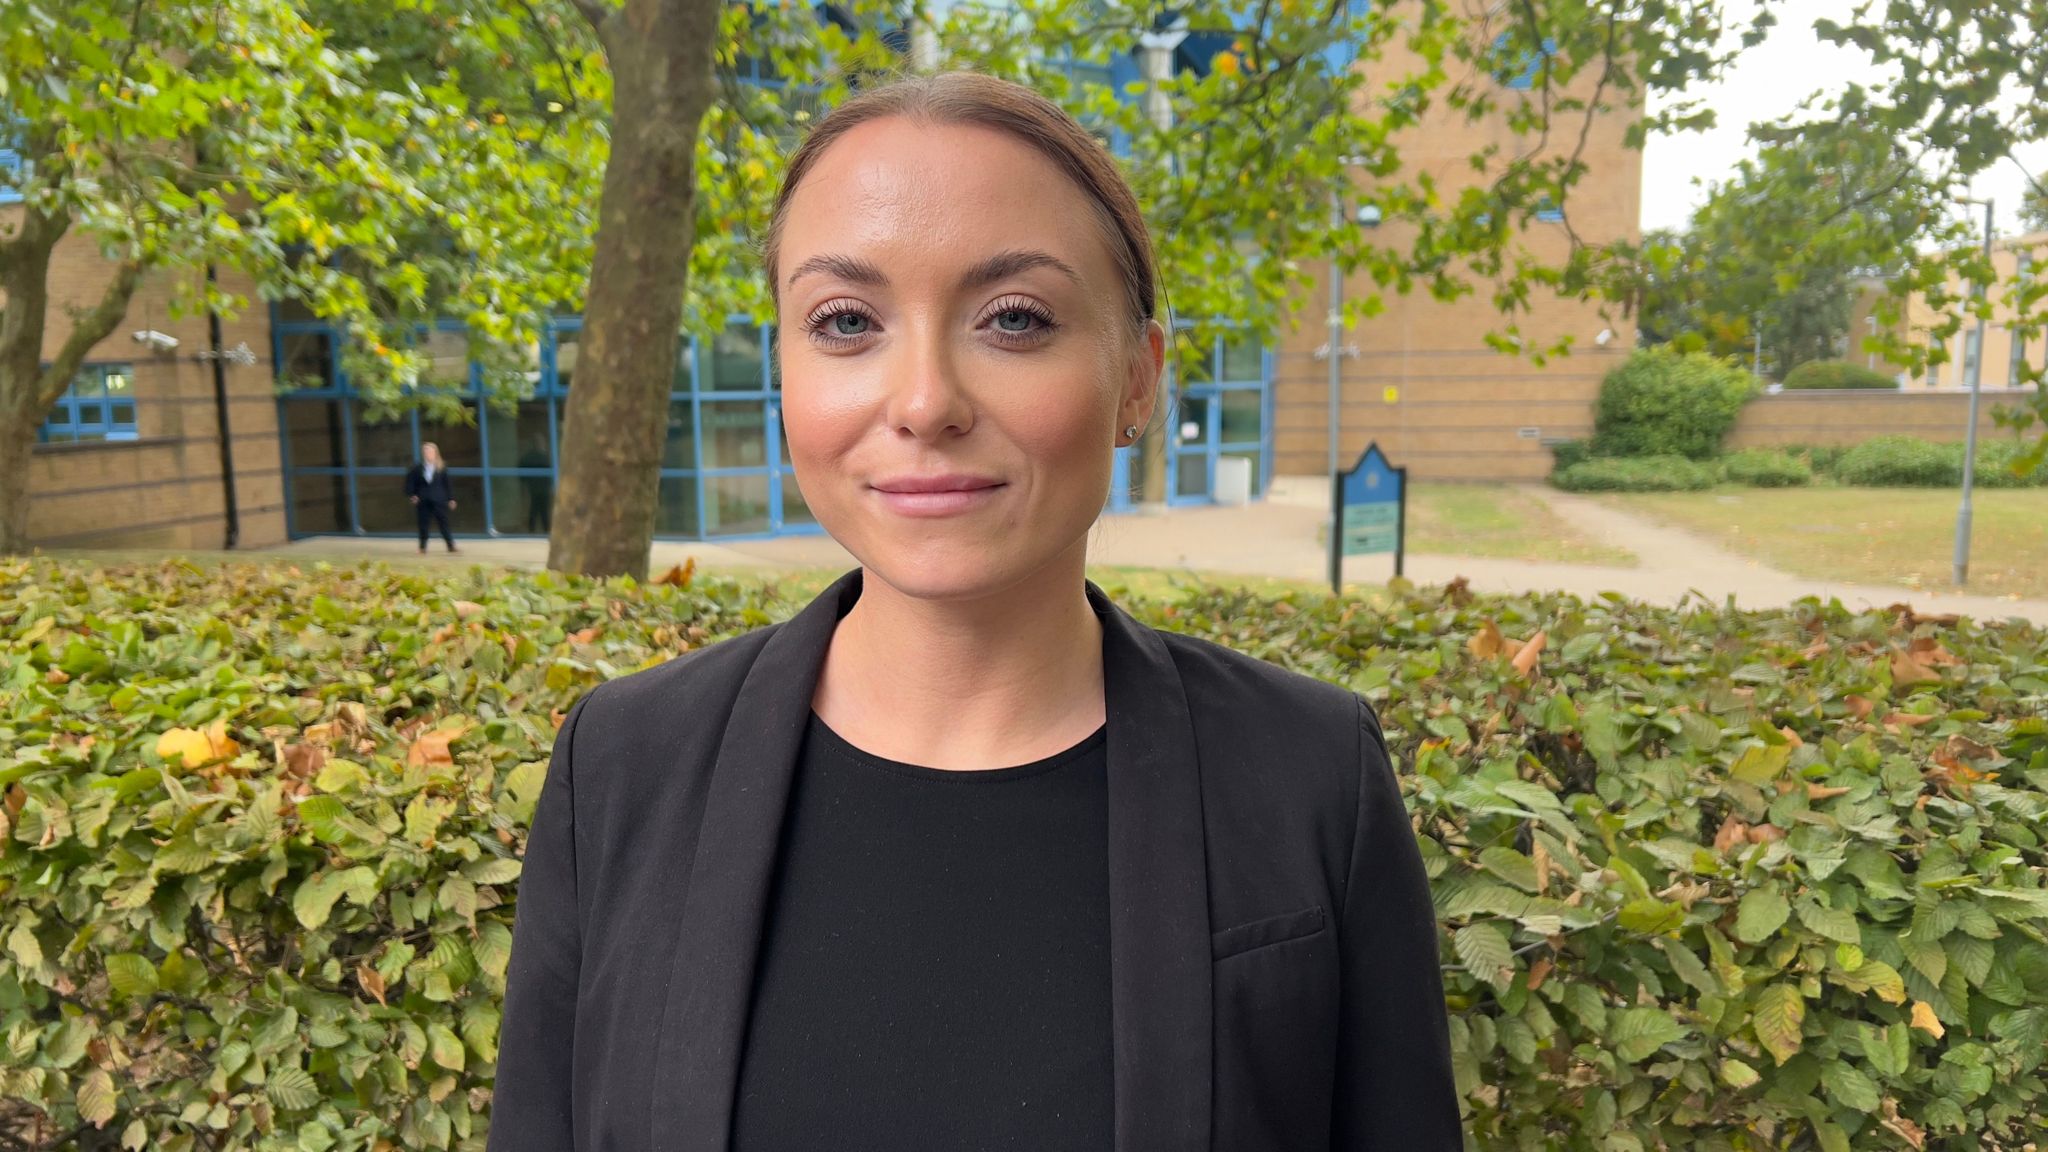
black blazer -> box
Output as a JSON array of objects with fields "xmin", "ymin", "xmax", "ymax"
[
  {"xmin": 491, "ymin": 569, "xmax": 1461, "ymax": 1151},
  {"xmin": 405, "ymin": 464, "xmax": 453, "ymax": 505}
]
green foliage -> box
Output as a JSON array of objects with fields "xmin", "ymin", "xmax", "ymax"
[
  {"xmin": 0, "ymin": 559, "xmax": 791, "ymax": 1150},
  {"xmin": 1546, "ymin": 439, "xmax": 1594, "ymax": 473},
  {"xmin": 1553, "ymin": 455, "xmax": 1719, "ymax": 492},
  {"xmin": 1783, "ymin": 361, "xmax": 1903, "ymax": 391},
  {"xmin": 1631, "ymin": 126, "xmax": 1940, "ymax": 380},
  {"xmin": 1723, "ymin": 449, "xmax": 1815, "ymax": 488},
  {"xmin": 6, "ymin": 560, "xmax": 2048, "ymax": 1150},
  {"xmin": 1779, "ymin": 443, "xmax": 1853, "ymax": 476},
  {"xmin": 1121, "ymin": 580, "xmax": 2048, "ymax": 1151},
  {"xmin": 1591, "ymin": 348, "xmax": 1760, "ymax": 461},
  {"xmin": 1834, "ymin": 437, "xmax": 1963, "ymax": 487}
]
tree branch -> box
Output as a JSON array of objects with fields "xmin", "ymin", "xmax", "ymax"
[{"xmin": 37, "ymin": 259, "xmax": 147, "ymax": 411}]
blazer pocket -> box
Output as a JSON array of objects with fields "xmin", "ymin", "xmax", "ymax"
[{"xmin": 1210, "ymin": 905, "xmax": 1328, "ymax": 961}]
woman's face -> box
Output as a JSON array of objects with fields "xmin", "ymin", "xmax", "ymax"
[{"xmin": 775, "ymin": 117, "xmax": 1162, "ymax": 601}]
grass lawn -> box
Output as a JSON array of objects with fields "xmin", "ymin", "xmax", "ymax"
[
  {"xmin": 1405, "ymin": 483, "xmax": 1637, "ymax": 566},
  {"xmin": 1603, "ymin": 485, "xmax": 2048, "ymax": 599}
]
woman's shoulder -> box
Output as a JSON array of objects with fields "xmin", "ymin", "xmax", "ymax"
[{"xmin": 572, "ymin": 619, "xmax": 783, "ymax": 729}]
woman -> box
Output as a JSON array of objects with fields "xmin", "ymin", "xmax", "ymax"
[{"xmin": 491, "ymin": 71, "xmax": 1458, "ymax": 1152}]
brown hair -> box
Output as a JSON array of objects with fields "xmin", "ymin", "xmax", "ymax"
[{"xmin": 762, "ymin": 70, "xmax": 1158, "ymax": 329}]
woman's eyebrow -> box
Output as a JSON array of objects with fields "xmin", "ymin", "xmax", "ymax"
[
  {"xmin": 958, "ymin": 249, "xmax": 1082, "ymax": 290},
  {"xmin": 784, "ymin": 249, "xmax": 1082, "ymax": 293},
  {"xmin": 786, "ymin": 253, "xmax": 888, "ymax": 291}
]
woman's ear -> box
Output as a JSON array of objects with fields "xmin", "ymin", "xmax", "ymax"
[{"xmin": 1124, "ymin": 318, "xmax": 1166, "ymax": 435}]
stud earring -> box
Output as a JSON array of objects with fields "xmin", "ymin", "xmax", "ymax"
[{"xmin": 1122, "ymin": 424, "xmax": 1139, "ymax": 442}]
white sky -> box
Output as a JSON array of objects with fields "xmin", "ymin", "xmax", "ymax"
[{"xmin": 1639, "ymin": 0, "xmax": 2048, "ymax": 237}]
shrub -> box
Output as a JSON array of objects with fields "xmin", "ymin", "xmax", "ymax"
[
  {"xmin": 1974, "ymin": 440, "xmax": 2048, "ymax": 489},
  {"xmin": 1547, "ymin": 438, "xmax": 1594, "ymax": 473},
  {"xmin": 1782, "ymin": 360, "xmax": 1901, "ymax": 390},
  {"xmin": 1782, "ymin": 442, "xmax": 1852, "ymax": 476},
  {"xmin": 1592, "ymin": 347, "xmax": 1761, "ymax": 461},
  {"xmin": 1722, "ymin": 448, "xmax": 1814, "ymax": 487},
  {"xmin": 5, "ymin": 560, "xmax": 2048, "ymax": 1151},
  {"xmin": 1835, "ymin": 436, "xmax": 1964, "ymax": 487},
  {"xmin": 1554, "ymin": 454, "xmax": 1718, "ymax": 492}
]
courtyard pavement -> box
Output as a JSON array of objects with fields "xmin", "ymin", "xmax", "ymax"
[{"xmin": 275, "ymin": 476, "xmax": 2048, "ymax": 627}]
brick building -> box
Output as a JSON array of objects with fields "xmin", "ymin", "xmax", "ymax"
[{"xmin": 8, "ymin": 24, "xmax": 1644, "ymax": 549}]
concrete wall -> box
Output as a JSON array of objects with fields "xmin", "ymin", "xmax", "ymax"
[
  {"xmin": 1728, "ymin": 387, "xmax": 2037, "ymax": 450},
  {"xmin": 11, "ymin": 217, "xmax": 285, "ymax": 550},
  {"xmin": 1272, "ymin": 0, "xmax": 1644, "ymax": 481}
]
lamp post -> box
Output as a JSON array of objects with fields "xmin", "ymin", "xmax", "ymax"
[
  {"xmin": 1317, "ymin": 159, "xmax": 1372, "ymax": 484},
  {"xmin": 1953, "ymin": 196, "xmax": 1994, "ymax": 587}
]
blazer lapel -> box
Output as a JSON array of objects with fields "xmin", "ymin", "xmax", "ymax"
[
  {"xmin": 1092, "ymin": 581, "xmax": 1214, "ymax": 1152},
  {"xmin": 649, "ymin": 569, "xmax": 860, "ymax": 1152},
  {"xmin": 648, "ymin": 571, "xmax": 1214, "ymax": 1152}
]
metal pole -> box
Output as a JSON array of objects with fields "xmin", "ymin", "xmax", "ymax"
[
  {"xmin": 1327, "ymin": 188, "xmax": 1343, "ymax": 482},
  {"xmin": 1953, "ymin": 197, "xmax": 1993, "ymax": 587},
  {"xmin": 2009, "ymin": 250, "xmax": 2029, "ymax": 387}
]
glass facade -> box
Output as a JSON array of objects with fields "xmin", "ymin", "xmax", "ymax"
[
  {"xmin": 1165, "ymin": 329, "xmax": 1271, "ymax": 504},
  {"xmin": 274, "ymin": 313, "xmax": 1271, "ymax": 538},
  {"xmin": 275, "ymin": 317, "xmax": 823, "ymax": 540}
]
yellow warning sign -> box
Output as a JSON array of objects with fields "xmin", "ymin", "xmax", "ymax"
[{"xmin": 1383, "ymin": 386, "xmax": 1399, "ymax": 404}]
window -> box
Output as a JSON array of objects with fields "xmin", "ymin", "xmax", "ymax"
[
  {"xmin": 1494, "ymin": 34, "xmax": 1556, "ymax": 91},
  {"xmin": 38, "ymin": 364, "xmax": 138, "ymax": 443},
  {"xmin": 1534, "ymin": 197, "xmax": 1564, "ymax": 222},
  {"xmin": 1, "ymin": 142, "xmax": 23, "ymax": 205}
]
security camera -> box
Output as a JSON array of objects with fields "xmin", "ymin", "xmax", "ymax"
[
  {"xmin": 1354, "ymin": 204, "xmax": 1383, "ymax": 227},
  {"xmin": 132, "ymin": 329, "xmax": 180, "ymax": 352},
  {"xmin": 1595, "ymin": 328, "xmax": 1614, "ymax": 346}
]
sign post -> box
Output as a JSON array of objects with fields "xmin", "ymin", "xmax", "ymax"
[{"xmin": 1330, "ymin": 441, "xmax": 1407, "ymax": 594}]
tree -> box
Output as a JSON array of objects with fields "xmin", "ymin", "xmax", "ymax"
[
  {"xmin": 1632, "ymin": 124, "xmax": 1940, "ymax": 379},
  {"xmin": 0, "ymin": 0, "xmax": 595, "ymax": 553}
]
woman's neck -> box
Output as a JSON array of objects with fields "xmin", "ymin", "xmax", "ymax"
[{"xmin": 811, "ymin": 556, "xmax": 1106, "ymax": 771}]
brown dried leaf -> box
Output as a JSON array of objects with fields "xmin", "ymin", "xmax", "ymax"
[
  {"xmin": 1806, "ymin": 783, "xmax": 1851, "ymax": 801},
  {"xmin": 1713, "ymin": 816, "xmax": 1751, "ymax": 854},
  {"xmin": 568, "ymin": 627, "xmax": 601, "ymax": 645},
  {"xmin": 1844, "ymin": 695, "xmax": 1876, "ymax": 721},
  {"xmin": 281, "ymin": 743, "xmax": 327, "ymax": 781},
  {"xmin": 1906, "ymin": 636, "xmax": 1961, "ymax": 666},
  {"xmin": 1882, "ymin": 712, "xmax": 1939, "ymax": 729},
  {"xmin": 1468, "ymin": 620, "xmax": 1506, "ymax": 660},
  {"xmin": 654, "ymin": 558, "xmax": 697, "ymax": 587},
  {"xmin": 45, "ymin": 666, "xmax": 69, "ymax": 684},
  {"xmin": 1511, "ymin": 630, "xmax": 1548, "ymax": 678},
  {"xmin": 356, "ymin": 964, "xmax": 387, "ymax": 1007},
  {"xmin": 1525, "ymin": 955, "xmax": 1554, "ymax": 990},
  {"xmin": 1745, "ymin": 824, "xmax": 1785, "ymax": 844},
  {"xmin": 1890, "ymin": 648, "xmax": 1940, "ymax": 686}
]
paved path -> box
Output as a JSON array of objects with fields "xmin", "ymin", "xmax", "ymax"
[{"xmin": 270, "ymin": 477, "xmax": 2048, "ymax": 627}]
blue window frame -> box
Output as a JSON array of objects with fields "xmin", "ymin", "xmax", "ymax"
[
  {"xmin": 38, "ymin": 364, "xmax": 138, "ymax": 443},
  {"xmin": 1534, "ymin": 197, "xmax": 1564, "ymax": 222},
  {"xmin": 1495, "ymin": 34, "xmax": 1557, "ymax": 90},
  {"xmin": 0, "ymin": 144, "xmax": 23, "ymax": 205}
]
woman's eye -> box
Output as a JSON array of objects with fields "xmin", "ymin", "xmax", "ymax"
[
  {"xmin": 994, "ymin": 309, "xmax": 1035, "ymax": 333},
  {"xmin": 830, "ymin": 312, "xmax": 870, "ymax": 336}
]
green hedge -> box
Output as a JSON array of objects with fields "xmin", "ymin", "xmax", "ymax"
[
  {"xmin": 1722, "ymin": 449, "xmax": 1815, "ymax": 488},
  {"xmin": 1592, "ymin": 348, "xmax": 1761, "ymax": 461},
  {"xmin": 1554, "ymin": 454, "xmax": 1719, "ymax": 492},
  {"xmin": 1782, "ymin": 361, "xmax": 1901, "ymax": 391},
  {"xmin": 1548, "ymin": 439, "xmax": 1595, "ymax": 473},
  {"xmin": 5, "ymin": 560, "xmax": 2047, "ymax": 1151}
]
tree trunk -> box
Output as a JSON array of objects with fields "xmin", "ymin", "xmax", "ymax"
[
  {"xmin": 0, "ymin": 214, "xmax": 60, "ymax": 556},
  {"xmin": 549, "ymin": 0, "xmax": 724, "ymax": 577},
  {"xmin": 0, "ymin": 203, "xmax": 147, "ymax": 554}
]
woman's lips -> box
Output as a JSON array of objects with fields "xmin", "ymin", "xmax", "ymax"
[{"xmin": 869, "ymin": 475, "xmax": 1005, "ymax": 517}]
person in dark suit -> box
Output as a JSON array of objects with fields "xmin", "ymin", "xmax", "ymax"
[
  {"xmin": 404, "ymin": 441, "xmax": 458, "ymax": 554},
  {"xmin": 492, "ymin": 72, "xmax": 1459, "ymax": 1152}
]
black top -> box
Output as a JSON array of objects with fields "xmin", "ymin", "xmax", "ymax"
[
  {"xmin": 405, "ymin": 463, "xmax": 453, "ymax": 505},
  {"xmin": 729, "ymin": 713, "xmax": 1115, "ymax": 1152}
]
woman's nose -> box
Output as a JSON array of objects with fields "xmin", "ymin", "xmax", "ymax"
[{"xmin": 884, "ymin": 326, "xmax": 975, "ymax": 442}]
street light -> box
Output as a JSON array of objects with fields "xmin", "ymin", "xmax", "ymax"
[
  {"xmin": 1953, "ymin": 196, "xmax": 1994, "ymax": 587},
  {"xmin": 1316, "ymin": 157, "xmax": 1374, "ymax": 483}
]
